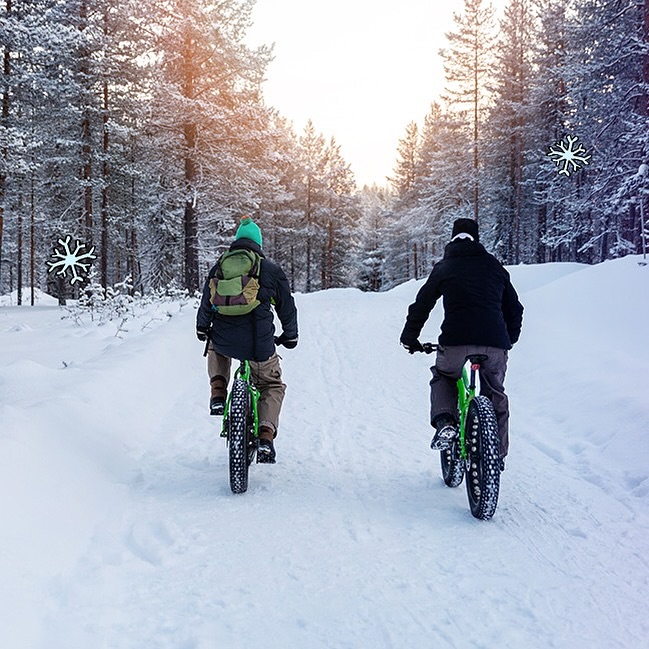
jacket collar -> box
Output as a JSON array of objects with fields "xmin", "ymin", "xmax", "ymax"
[
  {"xmin": 230, "ymin": 238, "xmax": 265, "ymax": 258},
  {"xmin": 444, "ymin": 238, "xmax": 486, "ymax": 258}
]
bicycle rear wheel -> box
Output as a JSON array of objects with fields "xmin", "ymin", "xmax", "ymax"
[
  {"xmin": 227, "ymin": 378, "xmax": 254, "ymax": 494},
  {"xmin": 440, "ymin": 441, "xmax": 464, "ymax": 487},
  {"xmin": 465, "ymin": 395, "xmax": 501, "ymax": 520}
]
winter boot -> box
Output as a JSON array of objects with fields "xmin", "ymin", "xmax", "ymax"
[
  {"xmin": 430, "ymin": 416, "xmax": 458, "ymax": 451},
  {"xmin": 209, "ymin": 375, "xmax": 227, "ymax": 416},
  {"xmin": 257, "ymin": 426, "xmax": 276, "ymax": 464}
]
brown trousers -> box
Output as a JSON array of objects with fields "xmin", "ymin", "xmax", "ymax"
[
  {"xmin": 430, "ymin": 345, "xmax": 510, "ymax": 458},
  {"xmin": 207, "ymin": 344, "xmax": 286, "ymax": 436}
]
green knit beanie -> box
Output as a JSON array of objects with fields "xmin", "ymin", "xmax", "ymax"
[{"xmin": 234, "ymin": 215, "xmax": 263, "ymax": 248}]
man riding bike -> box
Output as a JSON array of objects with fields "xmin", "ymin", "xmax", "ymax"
[
  {"xmin": 400, "ymin": 218, "xmax": 523, "ymax": 471},
  {"xmin": 196, "ymin": 216, "xmax": 298, "ymax": 463}
]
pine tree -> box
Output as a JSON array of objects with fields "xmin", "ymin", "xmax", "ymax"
[
  {"xmin": 566, "ymin": 0, "xmax": 647, "ymax": 261},
  {"xmin": 484, "ymin": 0, "xmax": 536, "ymax": 263},
  {"xmin": 441, "ymin": 0, "xmax": 496, "ymax": 224},
  {"xmin": 356, "ymin": 185, "xmax": 391, "ymax": 291},
  {"xmin": 148, "ymin": 0, "xmax": 271, "ymax": 290},
  {"xmin": 525, "ymin": 0, "xmax": 575, "ymax": 262},
  {"xmin": 321, "ymin": 137, "xmax": 359, "ymax": 289},
  {"xmin": 390, "ymin": 121, "xmax": 419, "ymax": 209},
  {"xmin": 297, "ymin": 120, "xmax": 327, "ymax": 292},
  {"xmin": 0, "ymin": 0, "xmax": 13, "ymax": 296}
]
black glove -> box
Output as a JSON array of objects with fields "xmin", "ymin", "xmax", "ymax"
[
  {"xmin": 196, "ymin": 326, "xmax": 209, "ymax": 342},
  {"xmin": 401, "ymin": 339, "xmax": 424, "ymax": 354},
  {"xmin": 275, "ymin": 333, "xmax": 298, "ymax": 349}
]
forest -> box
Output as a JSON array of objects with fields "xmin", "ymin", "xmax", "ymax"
[{"xmin": 0, "ymin": 0, "xmax": 647, "ymax": 303}]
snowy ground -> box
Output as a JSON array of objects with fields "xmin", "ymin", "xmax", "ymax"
[{"xmin": 1, "ymin": 256, "xmax": 648, "ymax": 649}]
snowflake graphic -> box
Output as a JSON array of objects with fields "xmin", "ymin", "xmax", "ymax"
[
  {"xmin": 47, "ymin": 235, "xmax": 97, "ymax": 285},
  {"xmin": 547, "ymin": 135, "xmax": 592, "ymax": 177}
]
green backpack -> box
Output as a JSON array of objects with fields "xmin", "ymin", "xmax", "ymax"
[{"xmin": 209, "ymin": 249, "xmax": 262, "ymax": 316}]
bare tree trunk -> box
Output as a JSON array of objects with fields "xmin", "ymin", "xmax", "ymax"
[
  {"xmin": 30, "ymin": 160, "xmax": 35, "ymax": 305},
  {"xmin": 326, "ymin": 219, "xmax": 333, "ymax": 288},
  {"xmin": 128, "ymin": 135, "xmax": 141, "ymax": 293},
  {"xmin": 413, "ymin": 242, "xmax": 419, "ymax": 280},
  {"xmin": 320, "ymin": 246, "xmax": 326, "ymax": 289},
  {"xmin": 641, "ymin": 0, "xmax": 649, "ymax": 117},
  {"xmin": 17, "ymin": 189, "xmax": 22, "ymax": 304},
  {"xmin": 79, "ymin": 0, "xmax": 93, "ymax": 240},
  {"xmin": 305, "ymin": 176, "xmax": 312, "ymax": 292},
  {"xmin": 183, "ymin": 121, "xmax": 198, "ymax": 290},
  {"xmin": 182, "ymin": 32, "xmax": 199, "ymax": 291},
  {"xmin": 537, "ymin": 202, "xmax": 547, "ymax": 263},
  {"xmin": 101, "ymin": 78, "xmax": 109, "ymax": 287},
  {"xmin": 0, "ymin": 0, "xmax": 11, "ymax": 293}
]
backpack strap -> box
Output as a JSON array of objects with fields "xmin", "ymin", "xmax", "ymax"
[{"xmin": 248, "ymin": 252, "xmax": 261, "ymax": 279}]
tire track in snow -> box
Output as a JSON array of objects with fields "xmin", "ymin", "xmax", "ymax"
[{"xmin": 32, "ymin": 286, "xmax": 649, "ymax": 649}]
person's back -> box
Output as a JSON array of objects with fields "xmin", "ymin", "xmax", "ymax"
[
  {"xmin": 196, "ymin": 216, "xmax": 298, "ymax": 463},
  {"xmin": 400, "ymin": 218, "xmax": 523, "ymax": 469},
  {"xmin": 205, "ymin": 237, "xmax": 297, "ymax": 363}
]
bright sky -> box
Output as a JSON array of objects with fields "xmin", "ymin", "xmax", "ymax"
[{"xmin": 246, "ymin": 0, "xmax": 507, "ymax": 188}]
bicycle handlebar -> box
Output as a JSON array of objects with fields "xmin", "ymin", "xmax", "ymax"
[{"xmin": 403, "ymin": 342, "xmax": 437, "ymax": 354}]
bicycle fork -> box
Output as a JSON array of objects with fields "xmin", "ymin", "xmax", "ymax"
[
  {"xmin": 456, "ymin": 362, "xmax": 481, "ymax": 461},
  {"xmin": 220, "ymin": 363, "xmax": 261, "ymax": 440}
]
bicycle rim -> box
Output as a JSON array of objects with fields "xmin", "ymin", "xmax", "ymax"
[
  {"xmin": 465, "ymin": 396, "xmax": 501, "ymax": 520},
  {"xmin": 228, "ymin": 379, "xmax": 252, "ymax": 494}
]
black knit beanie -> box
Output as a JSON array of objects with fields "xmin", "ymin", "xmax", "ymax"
[{"xmin": 451, "ymin": 218, "xmax": 479, "ymax": 242}]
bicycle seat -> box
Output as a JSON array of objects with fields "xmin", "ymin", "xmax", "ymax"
[{"xmin": 467, "ymin": 354, "xmax": 488, "ymax": 364}]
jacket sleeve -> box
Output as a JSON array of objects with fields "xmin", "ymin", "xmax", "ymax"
[
  {"xmin": 502, "ymin": 274, "xmax": 523, "ymax": 345},
  {"xmin": 273, "ymin": 267, "xmax": 298, "ymax": 339},
  {"xmin": 400, "ymin": 268, "xmax": 442, "ymax": 344},
  {"xmin": 196, "ymin": 274, "xmax": 214, "ymax": 331}
]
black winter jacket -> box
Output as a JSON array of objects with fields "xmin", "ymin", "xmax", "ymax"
[
  {"xmin": 400, "ymin": 239, "xmax": 523, "ymax": 350},
  {"xmin": 196, "ymin": 239, "xmax": 298, "ymax": 362}
]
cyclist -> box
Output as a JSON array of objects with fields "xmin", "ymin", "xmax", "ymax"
[
  {"xmin": 399, "ymin": 218, "xmax": 523, "ymax": 470},
  {"xmin": 196, "ymin": 216, "xmax": 298, "ymax": 463}
]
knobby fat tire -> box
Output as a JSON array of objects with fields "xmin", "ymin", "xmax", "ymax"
[
  {"xmin": 228, "ymin": 379, "xmax": 251, "ymax": 494},
  {"xmin": 465, "ymin": 395, "xmax": 501, "ymax": 520}
]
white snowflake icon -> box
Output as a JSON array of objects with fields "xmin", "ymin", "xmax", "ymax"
[
  {"xmin": 47, "ymin": 235, "xmax": 97, "ymax": 285},
  {"xmin": 547, "ymin": 135, "xmax": 592, "ymax": 177}
]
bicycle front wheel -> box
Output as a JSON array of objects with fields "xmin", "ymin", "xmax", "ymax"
[
  {"xmin": 464, "ymin": 396, "xmax": 501, "ymax": 520},
  {"xmin": 227, "ymin": 378, "xmax": 253, "ymax": 494}
]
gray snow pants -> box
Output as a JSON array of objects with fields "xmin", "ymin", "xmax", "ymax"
[
  {"xmin": 430, "ymin": 344, "xmax": 510, "ymax": 459},
  {"xmin": 207, "ymin": 344, "xmax": 286, "ymax": 436}
]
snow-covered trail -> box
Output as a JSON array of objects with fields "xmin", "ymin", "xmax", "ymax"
[{"xmin": 2, "ymin": 257, "xmax": 649, "ymax": 648}]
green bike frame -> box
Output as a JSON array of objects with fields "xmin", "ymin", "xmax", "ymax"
[
  {"xmin": 220, "ymin": 360, "xmax": 261, "ymax": 439},
  {"xmin": 456, "ymin": 365, "xmax": 477, "ymax": 461}
]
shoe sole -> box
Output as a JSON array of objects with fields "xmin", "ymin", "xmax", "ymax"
[
  {"xmin": 257, "ymin": 442, "xmax": 276, "ymax": 464},
  {"xmin": 430, "ymin": 429, "xmax": 457, "ymax": 451},
  {"xmin": 210, "ymin": 405, "xmax": 225, "ymax": 416}
]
